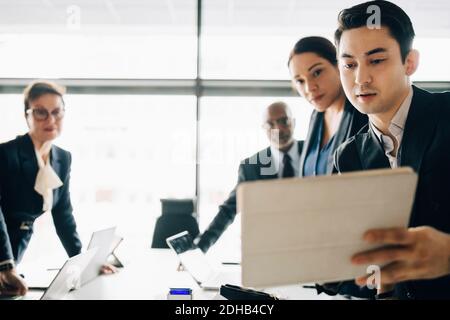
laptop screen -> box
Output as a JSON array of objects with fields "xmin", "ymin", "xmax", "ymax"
[
  {"xmin": 166, "ymin": 231, "xmax": 195, "ymax": 254},
  {"xmin": 166, "ymin": 231, "xmax": 214, "ymax": 284},
  {"xmin": 82, "ymin": 226, "xmax": 117, "ymax": 285}
]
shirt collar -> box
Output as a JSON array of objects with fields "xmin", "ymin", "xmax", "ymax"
[
  {"xmin": 270, "ymin": 141, "xmax": 298, "ymax": 162},
  {"xmin": 370, "ymin": 86, "xmax": 413, "ymax": 142}
]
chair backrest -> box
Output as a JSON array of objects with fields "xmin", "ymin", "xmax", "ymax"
[
  {"xmin": 151, "ymin": 214, "xmax": 200, "ymax": 248},
  {"xmin": 151, "ymin": 199, "xmax": 199, "ymax": 249}
]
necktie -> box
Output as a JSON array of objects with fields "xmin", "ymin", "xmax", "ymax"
[{"xmin": 282, "ymin": 153, "xmax": 295, "ymax": 178}]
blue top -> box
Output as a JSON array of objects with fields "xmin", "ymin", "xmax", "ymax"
[{"xmin": 303, "ymin": 114, "xmax": 335, "ymax": 177}]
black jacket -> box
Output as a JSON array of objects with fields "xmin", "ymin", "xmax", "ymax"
[
  {"xmin": 299, "ymin": 98, "xmax": 368, "ymax": 176},
  {"xmin": 299, "ymin": 99, "xmax": 371, "ymax": 298},
  {"xmin": 334, "ymin": 86, "xmax": 450, "ymax": 299},
  {"xmin": 0, "ymin": 134, "xmax": 82, "ymax": 263}
]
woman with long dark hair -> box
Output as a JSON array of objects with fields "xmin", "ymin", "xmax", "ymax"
[
  {"xmin": 288, "ymin": 37, "xmax": 373, "ymax": 299},
  {"xmin": 288, "ymin": 36, "xmax": 367, "ymax": 177}
]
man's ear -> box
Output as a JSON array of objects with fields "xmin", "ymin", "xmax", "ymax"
[{"xmin": 405, "ymin": 49, "xmax": 419, "ymax": 76}]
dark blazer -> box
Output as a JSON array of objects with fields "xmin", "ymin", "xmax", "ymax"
[
  {"xmin": 334, "ymin": 86, "xmax": 450, "ymax": 299},
  {"xmin": 299, "ymin": 98, "xmax": 368, "ymax": 176},
  {"xmin": 0, "ymin": 134, "xmax": 82, "ymax": 263},
  {"xmin": 196, "ymin": 141, "xmax": 304, "ymax": 252},
  {"xmin": 299, "ymin": 99, "xmax": 370, "ymax": 298}
]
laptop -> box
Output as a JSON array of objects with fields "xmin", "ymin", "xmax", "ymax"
[
  {"xmin": 25, "ymin": 227, "xmax": 118, "ymax": 289},
  {"xmin": 166, "ymin": 231, "xmax": 241, "ymax": 290},
  {"xmin": 16, "ymin": 248, "xmax": 97, "ymax": 300},
  {"xmin": 81, "ymin": 226, "xmax": 118, "ymax": 285}
]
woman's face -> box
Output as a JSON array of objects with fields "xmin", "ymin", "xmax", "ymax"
[
  {"xmin": 26, "ymin": 93, "xmax": 64, "ymax": 144},
  {"xmin": 289, "ymin": 52, "xmax": 343, "ymax": 112}
]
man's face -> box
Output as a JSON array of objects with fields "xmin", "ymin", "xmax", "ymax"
[
  {"xmin": 338, "ymin": 27, "xmax": 415, "ymax": 116},
  {"xmin": 263, "ymin": 105, "xmax": 295, "ymax": 149}
]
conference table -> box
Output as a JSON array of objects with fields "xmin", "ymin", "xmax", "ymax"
[{"xmin": 62, "ymin": 249, "xmax": 332, "ymax": 300}]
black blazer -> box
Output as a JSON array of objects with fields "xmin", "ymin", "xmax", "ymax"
[
  {"xmin": 196, "ymin": 141, "xmax": 304, "ymax": 252},
  {"xmin": 334, "ymin": 86, "xmax": 450, "ymax": 299},
  {"xmin": 299, "ymin": 98, "xmax": 368, "ymax": 176},
  {"xmin": 0, "ymin": 134, "xmax": 82, "ymax": 263},
  {"xmin": 298, "ymin": 99, "xmax": 370, "ymax": 298}
]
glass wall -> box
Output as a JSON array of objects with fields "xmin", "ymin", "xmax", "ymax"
[
  {"xmin": 0, "ymin": 0, "xmax": 197, "ymax": 79},
  {"xmin": 198, "ymin": 96, "xmax": 312, "ymax": 260},
  {"xmin": 0, "ymin": 0, "xmax": 449, "ymax": 264},
  {"xmin": 0, "ymin": 94, "xmax": 196, "ymax": 264},
  {"xmin": 201, "ymin": 0, "xmax": 450, "ymax": 81}
]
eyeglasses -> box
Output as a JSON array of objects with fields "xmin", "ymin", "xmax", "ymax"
[
  {"xmin": 262, "ymin": 117, "xmax": 292, "ymax": 130},
  {"xmin": 26, "ymin": 108, "xmax": 65, "ymax": 121}
]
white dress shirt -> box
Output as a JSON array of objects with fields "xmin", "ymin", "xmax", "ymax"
[
  {"xmin": 34, "ymin": 148, "xmax": 63, "ymax": 212},
  {"xmin": 370, "ymin": 86, "xmax": 413, "ymax": 168},
  {"xmin": 270, "ymin": 141, "xmax": 301, "ymax": 178}
]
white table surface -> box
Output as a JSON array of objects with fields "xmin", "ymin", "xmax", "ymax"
[{"xmin": 26, "ymin": 249, "xmax": 332, "ymax": 300}]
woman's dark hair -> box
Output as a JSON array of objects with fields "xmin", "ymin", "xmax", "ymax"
[
  {"xmin": 23, "ymin": 80, "xmax": 66, "ymax": 113},
  {"xmin": 334, "ymin": 0, "xmax": 415, "ymax": 63},
  {"xmin": 287, "ymin": 36, "xmax": 337, "ymax": 67}
]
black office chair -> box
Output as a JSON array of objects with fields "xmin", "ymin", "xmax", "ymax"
[{"xmin": 151, "ymin": 198, "xmax": 200, "ymax": 249}]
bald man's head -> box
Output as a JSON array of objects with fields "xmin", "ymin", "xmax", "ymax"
[{"xmin": 263, "ymin": 101, "xmax": 295, "ymax": 151}]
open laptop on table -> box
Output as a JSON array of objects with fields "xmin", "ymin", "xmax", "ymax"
[
  {"xmin": 81, "ymin": 226, "xmax": 119, "ymax": 285},
  {"xmin": 166, "ymin": 231, "xmax": 241, "ymax": 290},
  {"xmin": 25, "ymin": 227, "xmax": 119, "ymax": 289},
  {"xmin": 11, "ymin": 248, "xmax": 97, "ymax": 300}
]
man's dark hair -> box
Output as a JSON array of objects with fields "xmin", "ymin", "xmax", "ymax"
[
  {"xmin": 334, "ymin": 0, "xmax": 415, "ymax": 62},
  {"xmin": 288, "ymin": 36, "xmax": 337, "ymax": 67}
]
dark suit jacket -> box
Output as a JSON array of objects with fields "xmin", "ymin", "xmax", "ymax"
[
  {"xmin": 298, "ymin": 99, "xmax": 371, "ymax": 298},
  {"xmin": 299, "ymin": 98, "xmax": 368, "ymax": 176},
  {"xmin": 0, "ymin": 134, "xmax": 82, "ymax": 263},
  {"xmin": 196, "ymin": 141, "xmax": 304, "ymax": 252},
  {"xmin": 334, "ymin": 86, "xmax": 450, "ymax": 299}
]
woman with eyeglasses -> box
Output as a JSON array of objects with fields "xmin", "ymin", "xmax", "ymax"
[
  {"xmin": 0, "ymin": 81, "xmax": 113, "ymax": 296},
  {"xmin": 288, "ymin": 37, "xmax": 373, "ymax": 298}
]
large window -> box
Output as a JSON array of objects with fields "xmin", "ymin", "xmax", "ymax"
[
  {"xmin": 0, "ymin": 94, "xmax": 196, "ymax": 264},
  {"xmin": 198, "ymin": 96, "xmax": 312, "ymax": 260},
  {"xmin": 0, "ymin": 0, "xmax": 197, "ymax": 79},
  {"xmin": 201, "ymin": 0, "xmax": 450, "ymax": 81},
  {"xmin": 411, "ymin": 38, "xmax": 450, "ymax": 81},
  {"xmin": 1, "ymin": 0, "xmax": 449, "ymax": 265}
]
